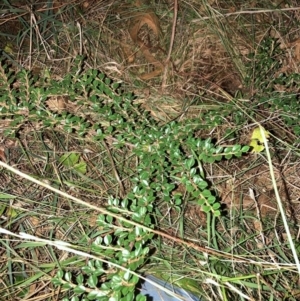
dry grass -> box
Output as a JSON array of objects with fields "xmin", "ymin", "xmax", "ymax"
[{"xmin": 1, "ymin": 0, "xmax": 300, "ymax": 300}]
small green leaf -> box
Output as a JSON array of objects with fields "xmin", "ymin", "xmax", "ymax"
[
  {"xmin": 74, "ymin": 161, "xmax": 87, "ymax": 174},
  {"xmin": 197, "ymin": 199, "xmax": 205, "ymax": 206},
  {"xmin": 87, "ymin": 275, "xmax": 98, "ymax": 288},
  {"xmin": 214, "ymin": 155, "xmax": 222, "ymax": 161},
  {"xmin": 241, "ymin": 145, "xmax": 250, "ymax": 152},
  {"xmin": 186, "ymin": 183, "xmax": 194, "ymax": 193},
  {"xmin": 202, "ymin": 205, "xmax": 211, "ymax": 213},
  {"xmin": 207, "ymin": 195, "xmax": 216, "ymax": 204},
  {"xmin": 120, "ymin": 290, "xmax": 133, "ymax": 301},
  {"xmin": 52, "ymin": 278, "xmax": 63, "ymax": 286},
  {"xmin": 56, "ymin": 269, "xmax": 64, "ymax": 278},
  {"xmin": 123, "ymin": 270, "xmax": 131, "ymax": 281},
  {"xmin": 59, "ymin": 153, "xmax": 80, "ymax": 167},
  {"xmin": 212, "ymin": 202, "xmax": 221, "ymax": 210},
  {"xmin": 225, "ymin": 154, "xmax": 233, "ymax": 160},
  {"xmin": 214, "ymin": 210, "xmax": 221, "ymax": 217},
  {"xmin": 104, "ymin": 235, "xmax": 112, "ymax": 245},
  {"xmin": 122, "ymin": 249, "xmax": 131, "ymax": 260},
  {"xmin": 76, "ymin": 274, "xmax": 84, "ymax": 285},
  {"xmin": 202, "ymin": 189, "xmax": 212, "ymax": 197},
  {"xmin": 232, "ymin": 144, "xmax": 241, "ymax": 152},
  {"xmin": 205, "ymin": 156, "xmax": 216, "ymax": 163},
  {"xmin": 62, "ymin": 282, "xmax": 72, "ymax": 290},
  {"xmin": 190, "ymin": 167, "xmax": 196, "ymax": 176},
  {"xmin": 87, "ymin": 289, "xmax": 109, "ymax": 299},
  {"xmin": 224, "ymin": 147, "xmax": 232, "ymax": 153},
  {"xmin": 136, "ymin": 294, "xmax": 146, "ymax": 301},
  {"xmin": 64, "ymin": 272, "xmax": 72, "ymax": 282},
  {"xmin": 185, "ymin": 157, "xmax": 195, "ymax": 169}
]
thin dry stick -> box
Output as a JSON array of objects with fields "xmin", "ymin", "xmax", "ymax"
[
  {"xmin": 102, "ymin": 139, "xmax": 126, "ymax": 198},
  {"xmin": 31, "ymin": 8, "xmax": 51, "ymax": 60},
  {"xmin": 29, "ymin": 7, "xmax": 33, "ymax": 69},
  {"xmin": 161, "ymin": 0, "xmax": 178, "ymax": 91},
  {"xmin": 77, "ymin": 21, "xmax": 83, "ymax": 56},
  {"xmin": 0, "ymin": 228, "xmax": 188, "ymax": 301},
  {"xmin": 0, "ymin": 159, "xmax": 297, "ymax": 269},
  {"xmin": 192, "ymin": 6, "xmax": 300, "ymax": 21},
  {"xmin": 260, "ymin": 127, "xmax": 300, "ymax": 277}
]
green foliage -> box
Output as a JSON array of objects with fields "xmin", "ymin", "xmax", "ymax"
[
  {"xmin": 245, "ymin": 37, "xmax": 300, "ymax": 137},
  {"xmin": 59, "ymin": 153, "xmax": 87, "ymax": 174},
  {"xmin": 0, "ymin": 55, "xmax": 250, "ymax": 300},
  {"xmin": 53, "ymin": 196, "xmax": 153, "ymax": 300}
]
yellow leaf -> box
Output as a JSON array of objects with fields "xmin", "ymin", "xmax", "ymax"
[
  {"xmin": 251, "ymin": 127, "xmax": 270, "ymax": 144},
  {"xmin": 4, "ymin": 43, "xmax": 14, "ymax": 55},
  {"xmin": 250, "ymin": 139, "xmax": 265, "ymax": 153}
]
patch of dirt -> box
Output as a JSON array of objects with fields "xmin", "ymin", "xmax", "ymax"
[{"xmin": 214, "ymin": 155, "xmax": 300, "ymax": 223}]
